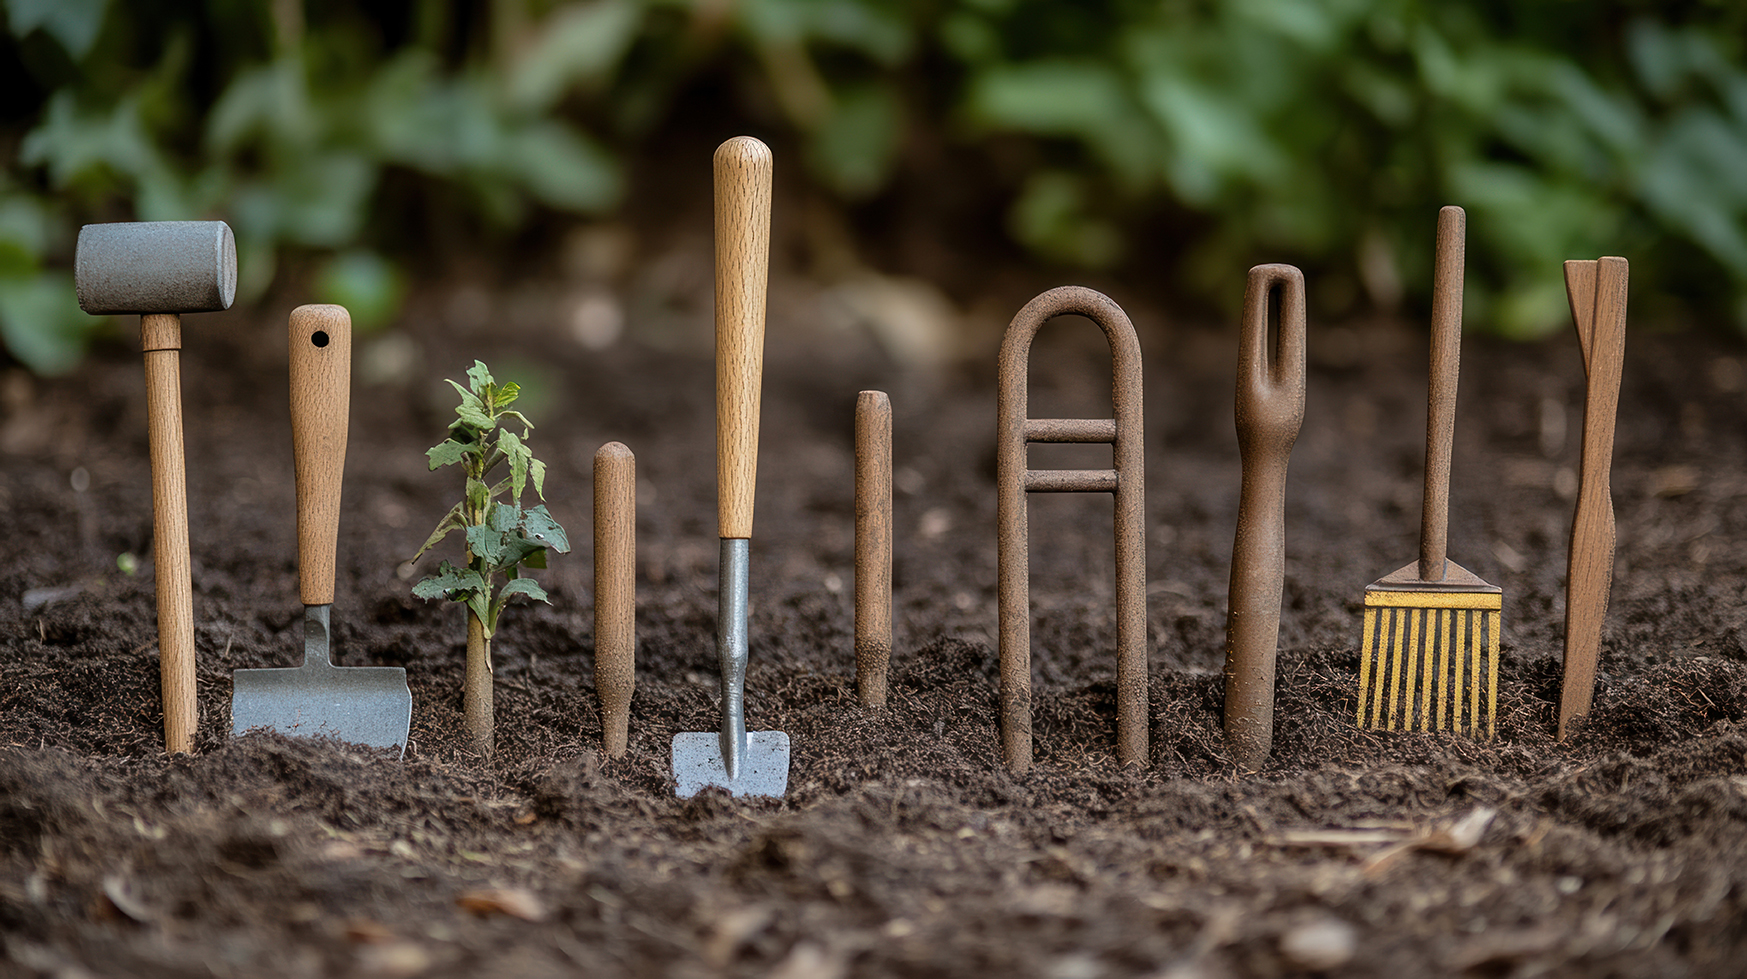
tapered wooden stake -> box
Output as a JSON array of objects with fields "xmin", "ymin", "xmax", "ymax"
[
  {"xmin": 855, "ymin": 391, "xmax": 893, "ymax": 706},
  {"xmin": 594, "ymin": 442, "xmax": 637, "ymax": 757},
  {"xmin": 1558, "ymin": 257, "xmax": 1628, "ymax": 739}
]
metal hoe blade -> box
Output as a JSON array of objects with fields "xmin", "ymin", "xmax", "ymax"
[
  {"xmin": 232, "ymin": 605, "xmax": 412, "ymax": 755},
  {"xmin": 672, "ymin": 538, "xmax": 790, "ymax": 798}
]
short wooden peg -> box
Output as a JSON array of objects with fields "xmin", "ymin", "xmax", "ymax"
[{"xmin": 594, "ymin": 441, "xmax": 636, "ymax": 758}]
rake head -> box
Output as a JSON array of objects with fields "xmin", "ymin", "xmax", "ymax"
[{"xmin": 1357, "ymin": 561, "xmax": 1502, "ymax": 737}]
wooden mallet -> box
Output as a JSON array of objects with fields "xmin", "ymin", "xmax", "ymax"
[{"xmin": 76, "ymin": 220, "xmax": 237, "ymax": 754}]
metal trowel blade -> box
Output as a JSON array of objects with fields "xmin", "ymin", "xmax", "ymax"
[
  {"xmin": 671, "ymin": 730, "xmax": 790, "ymax": 798},
  {"xmin": 231, "ymin": 605, "xmax": 412, "ymax": 756}
]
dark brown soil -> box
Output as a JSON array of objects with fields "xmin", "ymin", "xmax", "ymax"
[{"xmin": 4, "ymin": 270, "xmax": 1747, "ymax": 978}]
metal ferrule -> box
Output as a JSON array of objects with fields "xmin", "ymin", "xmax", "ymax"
[
  {"xmin": 303, "ymin": 604, "xmax": 333, "ymax": 669},
  {"xmin": 717, "ymin": 538, "xmax": 750, "ymax": 778}
]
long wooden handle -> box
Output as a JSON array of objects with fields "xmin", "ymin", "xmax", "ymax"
[
  {"xmin": 1559, "ymin": 257, "xmax": 1628, "ymax": 739},
  {"xmin": 289, "ymin": 304, "xmax": 351, "ymax": 606},
  {"xmin": 715, "ymin": 136, "xmax": 773, "ymax": 540},
  {"xmin": 142, "ymin": 313, "xmax": 195, "ymax": 754},
  {"xmin": 1421, "ymin": 205, "xmax": 1465, "ymax": 581}
]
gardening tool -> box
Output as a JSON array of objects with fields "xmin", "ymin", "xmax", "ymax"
[
  {"xmin": 1558, "ymin": 257, "xmax": 1628, "ymax": 740},
  {"xmin": 76, "ymin": 220, "xmax": 238, "ymax": 754},
  {"xmin": 672, "ymin": 136, "xmax": 790, "ymax": 798},
  {"xmin": 595, "ymin": 441, "xmax": 636, "ymax": 758},
  {"xmin": 1355, "ymin": 206, "xmax": 1502, "ymax": 737},
  {"xmin": 231, "ymin": 305, "xmax": 412, "ymax": 753},
  {"xmin": 1223, "ymin": 264, "xmax": 1307, "ymax": 770},
  {"xmin": 855, "ymin": 390, "xmax": 893, "ymax": 707},
  {"xmin": 997, "ymin": 285, "xmax": 1147, "ymax": 775}
]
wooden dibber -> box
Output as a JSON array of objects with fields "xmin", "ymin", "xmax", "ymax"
[
  {"xmin": 997, "ymin": 286, "xmax": 1147, "ymax": 774},
  {"xmin": 1222, "ymin": 265, "xmax": 1306, "ymax": 770},
  {"xmin": 1558, "ymin": 257, "xmax": 1628, "ymax": 740},
  {"xmin": 855, "ymin": 391, "xmax": 893, "ymax": 706},
  {"xmin": 594, "ymin": 442, "xmax": 637, "ymax": 758},
  {"xmin": 75, "ymin": 221, "xmax": 237, "ymax": 754}
]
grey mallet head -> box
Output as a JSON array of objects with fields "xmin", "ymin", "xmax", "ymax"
[{"xmin": 75, "ymin": 221, "xmax": 238, "ymax": 315}]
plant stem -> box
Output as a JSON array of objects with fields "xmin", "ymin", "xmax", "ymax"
[{"xmin": 465, "ymin": 606, "xmax": 493, "ymax": 759}]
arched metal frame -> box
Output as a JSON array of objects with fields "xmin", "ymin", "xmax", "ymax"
[{"xmin": 996, "ymin": 286, "xmax": 1147, "ymax": 775}]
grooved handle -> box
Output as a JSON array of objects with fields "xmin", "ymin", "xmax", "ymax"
[
  {"xmin": 142, "ymin": 313, "xmax": 195, "ymax": 754},
  {"xmin": 1421, "ymin": 206, "xmax": 1465, "ymax": 581},
  {"xmin": 594, "ymin": 442, "xmax": 637, "ymax": 757},
  {"xmin": 289, "ymin": 305, "xmax": 351, "ymax": 606},
  {"xmin": 714, "ymin": 136, "xmax": 773, "ymax": 540}
]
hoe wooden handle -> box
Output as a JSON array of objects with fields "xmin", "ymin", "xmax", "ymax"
[
  {"xmin": 288, "ymin": 305, "xmax": 352, "ymax": 606},
  {"xmin": 1421, "ymin": 205, "xmax": 1465, "ymax": 581},
  {"xmin": 714, "ymin": 136, "xmax": 773, "ymax": 540}
]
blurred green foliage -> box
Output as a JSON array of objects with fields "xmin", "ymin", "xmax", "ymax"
[{"xmin": 3, "ymin": 0, "xmax": 1746, "ymax": 373}]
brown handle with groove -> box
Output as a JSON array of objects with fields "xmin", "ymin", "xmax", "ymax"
[
  {"xmin": 289, "ymin": 304, "xmax": 351, "ymax": 607},
  {"xmin": 1421, "ymin": 205, "xmax": 1465, "ymax": 581},
  {"xmin": 714, "ymin": 136, "xmax": 773, "ymax": 540},
  {"xmin": 1223, "ymin": 264, "xmax": 1306, "ymax": 770},
  {"xmin": 142, "ymin": 313, "xmax": 195, "ymax": 753},
  {"xmin": 1558, "ymin": 256, "xmax": 1627, "ymax": 739}
]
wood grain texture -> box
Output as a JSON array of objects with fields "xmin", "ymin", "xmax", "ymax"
[
  {"xmin": 714, "ymin": 136, "xmax": 773, "ymax": 540},
  {"xmin": 1223, "ymin": 264, "xmax": 1306, "ymax": 771},
  {"xmin": 854, "ymin": 391, "xmax": 892, "ymax": 707},
  {"xmin": 1559, "ymin": 257, "xmax": 1628, "ymax": 740},
  {"xmin": 1421, "ymin": 205, "xmax": 1465, "ymax": 581},
  {"xmin": 141, "ymin": 313, "xmax": 195, "ymax": 754},
  {"xmin": 288, "ymin": 305, "xmax": 351, "ymax": 607},
  {"xmin": 593, "ymin": 441, "xmax": 637, "ymax": 758}
]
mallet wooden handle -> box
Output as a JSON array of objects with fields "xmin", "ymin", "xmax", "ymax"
[
  {"xmin": 714, "ymin": 136, "xmax": 773, "ymax": 540},
  {"xmin": 594, "ymin": 441, "xmax": 637, "ymax": 758},
  {"xmin": 1421, "ymin": 205, "xmax": 1465, "ymax": 581},
  {"xmin": 1558, "ymin": 257, "xmax": 1628, "ymax": 739},
  {"xmin": 141, "ymin": 313, "xmax": 196, "ymax": 754},
  {"xmin": 288, "ymin": 305, "xmax": 351, "ymax": 607}
]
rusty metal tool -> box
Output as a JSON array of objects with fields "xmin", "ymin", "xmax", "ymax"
[
  {"xmin": 997, "ymin": 285, "xmax": 1147, "ymax": 775},
  {"xmin": 1222, "ymin": 264, "xmax": 1306, "ymax": 770},
  {"xmin": 1355, "ymin": 206, "xmax": 1502, "ymax": 737},
  {"xmin": 594, "ymin": 441, "xmax": 636, "ymax": 758},
  {"xmin": 856, "ymin": 390, "xmax": 893, "ymax": 707},
  {"xmin": 672, "ymin": 136, "xmax": 790, "ymax": 798},
  {"xmin": 230, "ymin": 305, "xmax": 412, "ymax": 753},
  {"xmin": 1557, "ymin": 257, "xmax": 1628, "ymax": 739},
  {"xmin": 76, "ymin": 220, "xmax": 237, "ymax": 754}
]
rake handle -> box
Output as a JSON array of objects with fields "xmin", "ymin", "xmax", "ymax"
[
  {"xmin": 715, "ymin": 136, "xmax": 773, "ymax": 540},
  {"xmin": 1421, "ymin": 205, "xmax": 1465, "ymax": 582},
  {"xmin": 289, "ymin": 304, "xmax": 351, "ymax": 607}
]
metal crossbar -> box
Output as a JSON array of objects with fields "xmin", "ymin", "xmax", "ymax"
[{"xmin": 996, "ymin": 285, "xmax": 1147, "ymax": 775}]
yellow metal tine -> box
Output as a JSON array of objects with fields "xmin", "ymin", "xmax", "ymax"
[
  {"xmin": 1386, "ymin": 607, "xmax": 1406, "ymax": 730},
  {"xmin": 1439, "ymin": 608, "xmax": 1453, "ymax": 730},
  {"xmin": 1487, "ymin": 609, "xmax": 1500, "ymax": 739},
  {"xmin": 1418, "ymin": 609, "xmax": 1436, "ymax": 731},
  {"xmin": 1371, "ymin": 609, "xmax": 1392, "ymax": 729},
  {"xmin": 1469, "ymin": 609, "xmax": 1483, "ymax": 736},
  {"xmin": 1403, "ymin": 608, "xmax": 1423, "ymax": 730},
  {"xmin": 1358, "ymin": 607, "xmax": 1377, "ymax": 726},
  {"xmin": 1446, "ymin": 604, "xmax": 1460, "ymax": 734}
]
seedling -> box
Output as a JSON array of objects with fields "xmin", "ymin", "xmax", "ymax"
[{"xmin": 412, "ymin": 361, "xmax": 569, "ymax": 758}]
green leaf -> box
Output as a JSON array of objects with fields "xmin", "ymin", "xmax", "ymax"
[
  {"xmin": 411, "ymin": 502, "xmax": 467, "ymax": 561},
  {"xmin": 487, "ymin": 502, "xmax": 520, "ymax": 533},
  {"xmin": 314, "ymin": 249, "xmax": 405, "ymax": 335},
  {"xmin": 466, "ymin": 476, "xmax": 490, "ymax": 513},
  {"xmin": 520, "ymin": 548, "xmax": 547, "ymax": 570},
  {"xmin": 504, "ymin": 0, "xmax": 643, "ymax": 112},
  {"xmin": 467, "ymin": 590, "xmax": 494, "ymax": 635},
  {"xmin": 465, "ymin": 522, "xmax": 507, "ymax": 569},
  {"xmin": 426, "ymin": 439, "xmax": 473, "ymax": 470},
  {"xmin": 446, "ymin": 378, "xmax": 494, "ymax": 430},
  {"xmin": 412, "ymin": 561, "xmax": 487, "ymax": 601},
  {"xmin": 7, "ymin": 0, "xmax": 113, "ymax": 61},
  {"xmin": 494, "ymin": 577, "xmax": 551, "ymax": 622},
  {"xmin": 499, "ymin": 410, "xmax": 534, "ymax": 434},
  {"xmin": 466, "ymin": 360, "xmax": 495, "ymax": 395},
  {"xmin": 520, "ymin": 504, "xmax": 571, "ymax": 554},
  {"xmin": 0, "ymin": 271, "xmax": 95, "ymax": 376},
  {"xmin": 499, "ymin": 429, "xmax": 529, "ymax": 501},
  {"xmin": 529, "ymin": 458, "xmax": 547, "ymax": 500}
]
